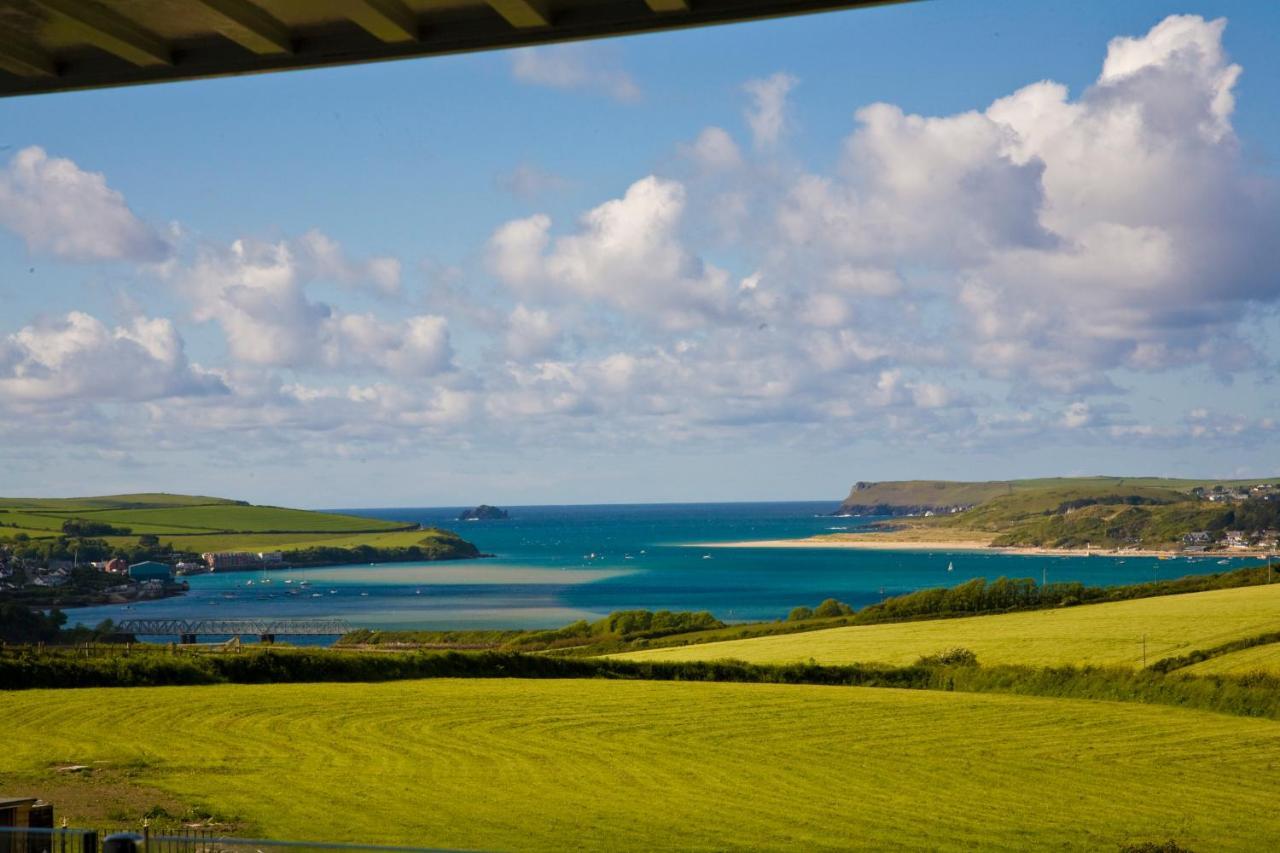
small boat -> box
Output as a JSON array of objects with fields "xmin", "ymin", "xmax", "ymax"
[
  {"xmin": 311, "ymin": 593, "xmax": 322, "ymax": 598},
  {"xmin": 702, "ymin": 554, "xmax": 712, "ymax": 560},
  {"xmin": 329, "ymin": 589, "xmax": 337, "ymax": 595},
  {"xmin": 360, "ymin": 592, "xmax": 369, "ymax": 597},
  {"xmin": 1218, "ymin": 559, "xmax": 1231, "ymax": 565}
]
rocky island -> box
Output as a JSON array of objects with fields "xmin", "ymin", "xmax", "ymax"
[{"xmin": 458, "ymin": 504, "xmax": 510, "ymax": 521}]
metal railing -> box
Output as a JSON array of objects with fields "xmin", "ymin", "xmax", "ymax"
[
  {"xmin": 0, "ymin": 826, "xmax": 97, "ymax": 853},
  {"xmin": 0, "ymin": 828, "xmax": 463, "ymax": 853},
  {"xmin": 145, "ymin": 836, "xmax": 460, "ymax": 853}
]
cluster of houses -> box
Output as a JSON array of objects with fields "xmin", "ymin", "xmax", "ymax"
[
  {"xmin": 1183, "ymin": 529, "xmax": 1280, "ymax": 551},
  {"xmin": 0, "ymin": 547, "xmax": 186, "ymax": 601},
  {"xmin": 1194, "ymin": 483, "xmax": 1279, "ymax": 503}
]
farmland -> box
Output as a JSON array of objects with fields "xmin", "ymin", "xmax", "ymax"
[
  {"xmin": 615, "ymin": 583, "xmax": 1280, "ymax": 668},
  {"xmin": 1184, "ymin": 641, "xmax": 1280, "ymax": 677},
  {"xmin": 824, "ymin": 477, "xmax": 1280, "ymax": 552},
  {"xmin": 4, "ymin": 679, "xmax": 1280, "ymax": 851},
  {"xmin": 0, "ymin": 493, "xmax": 417, "ymax": 550}
]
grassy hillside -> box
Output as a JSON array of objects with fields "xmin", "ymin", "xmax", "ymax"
[
  {"xmin": 838, "ymin": 475, "xmax": 1280, "ymax": 513},
  {"xmin": 4, "ymin": 679, "xmax": 1279, "ymax": 851},
  {"xmin": 829, "ymin": 476, "xmax": 1280, "ymax": 551},
  {"xmin": 616, "ymin": 583, "xmax": 1280, "ymax": 668},
  {"xmin": 0, "ymin": 494, "xmax": 480, "ymax": 566},
  {"xmin": 0, "ymin": 494, "xmax": 410, "ymax": 546}
]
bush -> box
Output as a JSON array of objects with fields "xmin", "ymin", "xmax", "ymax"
[
  {"xmin": 787, "ymin": 606, "xmax": 814, "ymax": 621},
  {"xmin": 916, "ymin": 648, "xmax": 979, "ymax": 667}
]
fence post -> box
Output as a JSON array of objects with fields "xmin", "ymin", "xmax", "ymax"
[
  {"xmin": 141, "ymin": 818, "xmax": 149, "ymax": 853},
  {"xmin": 83, "ymin": 831, "xmax": 98, "ymax": 853}
]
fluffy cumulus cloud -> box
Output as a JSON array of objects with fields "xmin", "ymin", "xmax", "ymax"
[
  {"xmin": 776, "ymin": 13, "xmax": 1277, "ymax": 394},
  {"xmin": 0, "ymin": 147, "xmax": 171, "ymax": 262},
  {"xmin": 177, "ymin": 237, "xmax": 451, "ymax": 376},
  {"xmin": 0, "ymin": 312, "xmax": 223, "ymax": 402},
  {"xmin": 488, "ymin": 176, "xmax": 734, "ymax": 330}
]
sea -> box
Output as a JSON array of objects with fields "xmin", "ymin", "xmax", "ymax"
[{"xmin": 64, "ymin": 501, "xmax": 1260, "ymax": 640}]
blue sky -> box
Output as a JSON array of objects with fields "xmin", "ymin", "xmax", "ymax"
[{"xmin": 1, "ymin": 1, "xmax": 1278, "ymax": 507}]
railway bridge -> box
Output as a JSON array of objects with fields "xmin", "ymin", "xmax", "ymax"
[{"xmin": 114, "ymin": 618, "xmax": 353, "ymax": 645}]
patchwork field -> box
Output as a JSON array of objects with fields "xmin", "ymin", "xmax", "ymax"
[
  {"xmin": 3, "ymin": 679, "xmax": 1279, "ymax": 851},
  {"xmin": 616, "ymin": 583, "xmax": 1280, "ymax": 668}
]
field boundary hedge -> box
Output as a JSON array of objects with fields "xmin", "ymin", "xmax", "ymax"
[
  {"xmin": 1148, "ymin": 630, "xmax": 1280, "ymax": 673},
  {"xmin": 5, "ymin": 648, "xmax": 1280, "ymax": 721}
]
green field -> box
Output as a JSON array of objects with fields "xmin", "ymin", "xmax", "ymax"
[
  {"xmin": 95, "ymin": 529, "xmax": 443, "ymax": 553},
  {"xmin": 1184, "ymin": 641, "xmax": 1280, "ymax": 677},
  {"xmin": 0, "ymin": 493, "xmax": 419, "ymax": 552},
  {"xmin": 3, "ymin": 679, "xmax": 1279, "ymax": 851},
  {"xmin": 616, "ymin": 583, "xmax": 1280, "ymax": 668},
  {"xmin": 838, "ymin": 476, "xmax": 1280, "ymax": 512}
]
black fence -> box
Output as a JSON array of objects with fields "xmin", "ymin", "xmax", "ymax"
[
  {"xmin": 0, "ymin": 828, "xmax": 462, "ymax": 853},
  {"xmin": 0, "ymin": 827, "xmax": 97, "ymax": 853}
]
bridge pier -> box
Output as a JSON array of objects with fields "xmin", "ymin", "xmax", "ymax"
[
  {"xmin": 259, "ymin": 633, "xmax": 275, "ymax": 644},
  {"xmin": 180, "ymin": 633, "xmax": 197, "ymax": 644}
]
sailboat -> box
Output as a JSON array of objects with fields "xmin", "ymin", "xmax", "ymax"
[{"xmin": 947, "ymin": 561, "xmax": 954, "ymax": 573}]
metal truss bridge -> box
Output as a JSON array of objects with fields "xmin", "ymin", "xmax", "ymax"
[{"xmin": 115, "ymin": 618, "xmax": 353, "ymax": 643}]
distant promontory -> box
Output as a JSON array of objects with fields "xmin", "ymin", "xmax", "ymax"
[{"xmin": 458, "ymin": 505, "xmax": 510, "ymax": 521}]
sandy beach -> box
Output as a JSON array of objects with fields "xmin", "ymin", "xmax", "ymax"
[{"xmin": 691, "ymin": 535, "xmax": 1277, "ymax": 560}]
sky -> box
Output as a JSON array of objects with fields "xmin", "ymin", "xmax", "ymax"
[{"xmin": 1, "ymin": 0, "xmax": 1279, "ymax": 508}]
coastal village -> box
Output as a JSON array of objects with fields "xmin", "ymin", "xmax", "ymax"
[{"xmin": 0, "ymin": 547, "xmax": 304, "ymax": 606}]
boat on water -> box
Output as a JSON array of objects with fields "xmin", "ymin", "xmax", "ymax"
[{"xmin": 947, "ymin": 561, "xmax": 954, "ymax": 572}]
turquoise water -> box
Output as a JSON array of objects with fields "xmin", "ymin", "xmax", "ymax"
[{"xmin": 65, "ymin": 502, "xmax": 1258, "ymax": 634}]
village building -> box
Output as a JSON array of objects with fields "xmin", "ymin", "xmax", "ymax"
[{"xmin": 128, "ymin": 561, "xmax": 173, "ymax": 582}]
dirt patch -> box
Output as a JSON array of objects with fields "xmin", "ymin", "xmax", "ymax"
[{"xmin": 0, "ymin": 766, "xmax": 249, "ymax": 835}]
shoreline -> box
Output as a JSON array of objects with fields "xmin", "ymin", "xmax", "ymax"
[{"xmin": 691, "ymin": 536, "xmax": 1277, "ymax": 560}]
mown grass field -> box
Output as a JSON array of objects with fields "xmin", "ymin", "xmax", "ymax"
[
  {"xmin": 1185, "ymin": 641, "xmax": 1280, "ymax": 676},
  {"xmin": 71, "ymin": 504, "xmax": 405, "ymax": 533},
  {"xmin": 0, "ymin": 494, "xmax": 420, "ymax": 551},
  {"xmin": 94, "ymin": 529, "xmax": 442, "ymax": 553},
  {"xmin": 4, "ymin": 679, "xmax": 1280, "ymax": 851},
  {"xmin": 616, "ymin": 583, "xmax": 1280, "ymax": 668}
]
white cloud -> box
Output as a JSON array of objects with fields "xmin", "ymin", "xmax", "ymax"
[
  {"xmin": 0, "ymin": 311, "xmax": 223, "ymax": 402},
  {"xmin": 743, "ymin": 72, "xmax": 798, "ymax": 149},
  {"xmin": 682, "ymin": 127, "xmax": 744, "ymax": 172},
  {"xmin": 769, "ymin": 14, "xmax": 1275, "ymax": 394},
  {"xmin": 510, "ymin": 45, "xmax": 641, "ymax": 102},
  {"xmin": 488, "ymin": 176, "xmax": 734, "ymax": 329},
  {"xmin": 294, "ymin": 229, "xmax": 401, "ymax": 297},
  {"xmin": 497, "ymin": 163, "xmax": 572, "ymax": 201},
  {"xmin": 0, "ymin": 147, "xmax": 170, "ymax": 262},
  {"xmin": 505, "ymin": 304, "xmax": 562, "ymax": 361},
  {"xmin": 178, "ymin": 237, "xmax": 451, "ymax": 376}
]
